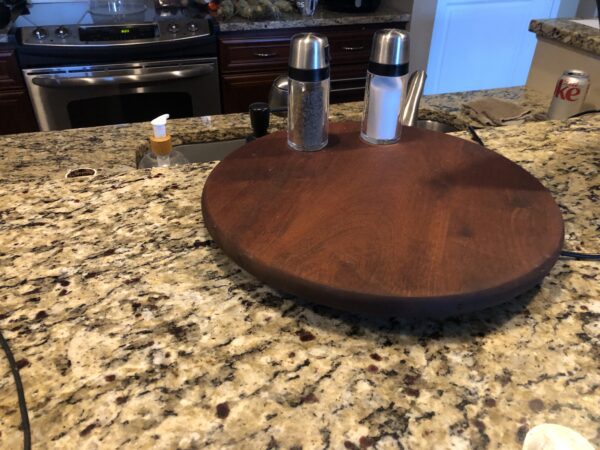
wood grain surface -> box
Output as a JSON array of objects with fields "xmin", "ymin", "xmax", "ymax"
[{"xmin": 201, "ymin": 121, "xmax": 564, "ymax": 317}]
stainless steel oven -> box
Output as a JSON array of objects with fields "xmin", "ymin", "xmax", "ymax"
[
  {"xmin": 23, "ymin": 57, "xmax": 221, "ymax": 131},
  {"xmin": 14, "ymin": 0, "xmax": 221, "ymax": 131}
]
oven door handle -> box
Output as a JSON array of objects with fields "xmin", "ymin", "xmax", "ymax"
[{"xmin": 31, "ymin": 64, "xmax": 215, "ymax": 88}]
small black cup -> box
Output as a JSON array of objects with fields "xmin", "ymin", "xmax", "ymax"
[{"xmin": 249, "ymin": 102, "xmax": 270, "ymax": 139}]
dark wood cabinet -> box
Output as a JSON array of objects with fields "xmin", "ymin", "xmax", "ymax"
[
  {"xmin": 0, "ymin": 48, "xmax": 38, "ymax": 135},
  {"xmin": 0, "ymin": 50, "xmax": 25, "ymax": 91},
  {"xmin": 219, "ymin": 35, "xmax": 291, "ymax": 74},
  {"xmin": 221, "ymin": 70, "xmax": 285, "ymax": 114},
  {"xmin": 218, "ymin": 22, "xmax": 407, "ymax": 114},
  {"xmin": 0, "ymin": 90, "xmax": 38, "ymax": 134}
]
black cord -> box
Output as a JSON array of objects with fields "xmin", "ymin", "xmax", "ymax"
[
  {"xmin": 0, "ymin": 330, "xmax": 31, "ymax": 450},
  {"xmin": 467, "ymin": 125, "xmax": 486, "ymax": 146},
  {"xmin": 560, "ymin": 250, "xmax": 600, "ymax": 261},
  {"xmin": 568, "ymin": 109, "xmax": 600, "ymax": 119}
]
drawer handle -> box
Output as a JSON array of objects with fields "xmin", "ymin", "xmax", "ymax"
[
  {"xmin": 332, "ymin": 86, "xmax": 366, "ymax": 92},
  {"xmin": 332, "ymin": 77, "xmax": 366, "ymax": 83},
  {"xmin": 253, "ymin": 52, "xmax": 278, "ymax": 58},
  {"xmin": 341, "ymin": 45, "xmax": 365, "ymax": 52}
]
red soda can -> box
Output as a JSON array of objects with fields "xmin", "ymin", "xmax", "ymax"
[{"xmin": 547, "ymin": 70, "xmax": 590, "ymax": 120}]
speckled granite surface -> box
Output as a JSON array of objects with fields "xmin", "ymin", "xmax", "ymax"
[
  {"xmin": 0, "ymin": 92, "xmax": 599, "ymax": 449},
  {"xmin": 217, "ymin": 4, "xmax": 410, "ymax": 32},
  {"xmin": 529, "ymin": 18, "xmax": 600, "ymax": 56},
  {"xmin": 0, "ymin": 87, "xmax": 548, "ymax": 186}
]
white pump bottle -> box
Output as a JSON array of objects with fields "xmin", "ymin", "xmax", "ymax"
[{"xmin": 139, "ymin": 114, "xmax": 189, "ymax": 168}]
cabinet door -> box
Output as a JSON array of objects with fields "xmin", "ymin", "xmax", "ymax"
[
  {"xmin": 221, "ymin": 71, "xmax": 283, "ymax": 113},
  {"xmin": 0, "ymin": 50, "xmax": 25, "ymax": 91},
  {"xmin": 0, "ymin": 90, "xmax": 39, "ymax": 135},
  {"xmin": 426, "ymin": 0, "xmax": 561, "ymax": 94}
]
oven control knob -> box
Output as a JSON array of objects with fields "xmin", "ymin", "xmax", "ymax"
[
  {"xmin": 32, "ymin": 28, "xmax": 48, "ymax": 40},
  {"xmin": 167, "ymin": 23, "xmax": 179, "ymax": 34},
  {"xmin": 187, "ymin": 22, "xmax": 199, "ymax": 32},
  {"xmin": 55, "ymin": 26, "xmax": 69, "ymax": 39}
]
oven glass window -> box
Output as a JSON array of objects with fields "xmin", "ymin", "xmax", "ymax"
[{"xmin": 67, "ymin": 92, "xmax": 193, "ymax": 128}]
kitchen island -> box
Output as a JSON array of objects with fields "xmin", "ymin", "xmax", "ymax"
[
  {"xmin": 527, "ymin": 18, "xmax": 600, "ymax": 110},
  {"xmin": 0, "ymin": 90, "xmax": 598, "ymax": 449},
  {"xmin": 0, "ymin": 86, "xmax": 548, "ymax": 185},
  {"xmin": 529, "ymin": 18, "xmax": 600, "ymax": 57}
]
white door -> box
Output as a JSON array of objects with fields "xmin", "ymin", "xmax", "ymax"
[{"xmin": 425, "ymin": 0, "xmax": 564, "ymax": 94}]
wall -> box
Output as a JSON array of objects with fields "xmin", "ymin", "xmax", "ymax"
[
  {"xmin": 406, "ymin": 0, "xmax": 592, "ymax": 94},
  {"xmin": 379, "ymin": 0, "xmax": 436, "ymax": 74},
  {"xmin": 575, "ymin": 0, "xmax": 598, "ymax": 16},
  {"xmin": 404, "ymin": 0, "xmax": 437, "ymax": 73}
]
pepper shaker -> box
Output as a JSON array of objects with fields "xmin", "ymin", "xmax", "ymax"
[
  {"xmin": 287, "ymin": 33, "xmax": 330, "ymax": 152},
  {"xmin": 361, "ymin": 29, "xmax": 410, "ymax": 145}
]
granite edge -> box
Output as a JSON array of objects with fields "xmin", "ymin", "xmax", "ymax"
[
  {"xmin": 529, "ymin": 18, "xmax": 600, "ymax": 56},
  {"xmin": 217, "ymin": 12, "xmax": 410, "ymax": 32}
]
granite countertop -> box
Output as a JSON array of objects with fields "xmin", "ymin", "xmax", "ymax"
[
  {"xmin": 0, "ymin": 91, "xmax": 598, "ymax": 449},
  {"xmin": 0, "ymin": 86, "xmax": 548, "ymax": 186},
  {"xmin": 529, "ymin": 18, "xmax": 600, "ymax": 56},
  {"xmin": 216, "ymin": 3, "xmax": 410, "ymax": 32}
]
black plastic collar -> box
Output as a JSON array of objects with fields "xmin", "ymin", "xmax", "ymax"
[
  {"xmin": 288, "ymin": 67, "xmax": 330, "ymax": 82},
  {"xmin": 368, "ymin": 61, "xmax": 409, "ymax": 77}
]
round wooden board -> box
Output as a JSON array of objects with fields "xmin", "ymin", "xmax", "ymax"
[{"xmin": 202, "ymin": 121, "xmax": 563, "ymax": 318}]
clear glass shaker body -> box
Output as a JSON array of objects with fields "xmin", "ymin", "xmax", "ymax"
[
  {"xmin": 361, "ymin": 71, "xmax": 407, "ymax": 145},
  {"xmin": 138, "ymin": 149, "xmax": 189, "ymax": 169},
  {"xmin": 287, "ymin": 78, "xmax": 330, "ymax": 152}
]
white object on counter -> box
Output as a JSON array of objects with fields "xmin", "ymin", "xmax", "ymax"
[
  {"xmin": 523, "ymin": 424, "xmax": 595, "ymax": 450},
  {"xmin": 139, "ymin": 113, "xmax": 189, "ymax": 168},
  {"xmin": 364, "ymin": 75, "xmax": 404, "ymax": 142},
  {"xmin": 151, "ymin": 114, "xmax": 170, "ymax": 138},
  {"xmin": 360, "ymin": 29, "xmax": 409, "ymax": 145}
]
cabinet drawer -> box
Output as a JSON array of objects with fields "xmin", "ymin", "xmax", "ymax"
[
  {"xmin": 327, "ymin": 28, "xmax": 379, "ymax": 65},
  {"xmin": 219, "ymin": 22, "xmax": 407, "ymax": 74},
  {"xmin": 219, "ymin": 36, "xmax": 290, "ymax": 74},
  {"xmin": 0, "ymin": 50, "xmax": 25, "ymax": 91},
  {"xmin": 331, "ymin": 63, "xmax": 369, "ymax": 104}
]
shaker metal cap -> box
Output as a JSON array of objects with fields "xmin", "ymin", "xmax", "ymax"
[
  {"xmin": 368, "ymin": 29, "xmax": 409, "ymax": 76},
  {"xmin": 289, "ymin": 33, "xmax": 330, "ymax": 70}
]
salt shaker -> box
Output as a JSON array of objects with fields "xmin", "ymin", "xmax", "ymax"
[
  {"xmin": 288, "ymin": 33, "xmax": 330, "ymax": 152},
  {"xmin": 361, "ymin": 29, "xmax": 410, "ymax": 145}
]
